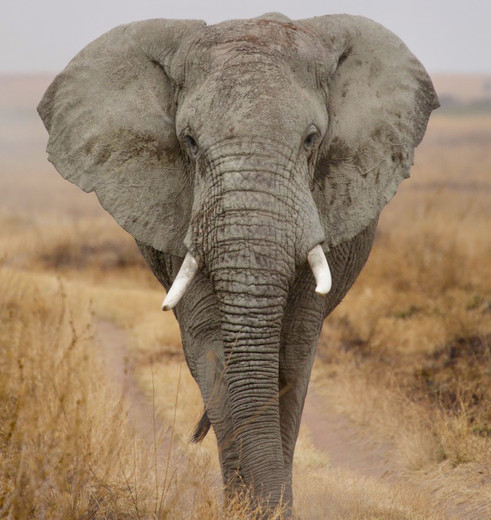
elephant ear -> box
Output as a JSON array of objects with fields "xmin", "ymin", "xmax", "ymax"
[
  {"xmin": 38, "ymin": 19, "xmax": 206, "ymax": 256},
  {"xmin": 303, "ymin": 15, "xmax": 439, "ymax": 248}
]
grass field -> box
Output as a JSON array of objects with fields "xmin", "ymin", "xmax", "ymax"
[{"xmin": 0, "ymin": 74, "xmax": 489, "ymax": 519}]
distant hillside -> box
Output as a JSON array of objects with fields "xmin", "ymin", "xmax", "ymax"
[
  {"xmin": 431, "ymin": 74, "xmax": 491, "ymax": 102},
  {"xmin": 431, "ymin": 73, "xmax": 491, "ymax": 114},
  {"xmin": 0, "ymin": 74, "xmax": 54, "ymax": 110}
]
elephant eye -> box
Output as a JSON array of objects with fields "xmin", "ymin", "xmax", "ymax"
[
  {"xmin": 184, "ymin": 134, "xmax": 199, "ymax": 157},
  {"xmin": 303, "ymin": 126, "xmax": 319, "ymax": 150}
]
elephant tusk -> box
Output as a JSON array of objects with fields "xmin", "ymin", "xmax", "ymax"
[
  {"xmin": 307, "ymin": 245, "xmax": 332, "ymax": 295},
  {"xmin": 162, "ymin": 252, "xmax": 198, "ymax": 311}
]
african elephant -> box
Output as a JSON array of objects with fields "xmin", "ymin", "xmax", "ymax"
[{"xmin": 38, "ymin": 12, "xmax": 438, "ymax": 516}]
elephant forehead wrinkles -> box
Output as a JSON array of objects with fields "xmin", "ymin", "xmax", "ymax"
[
  {"xmin": 187, "ymin": 19, "xmax": 324, "ymax": 87},
  {"xmin": 198, "ymin": 19, "xmax": 307, "ymax": 54}
]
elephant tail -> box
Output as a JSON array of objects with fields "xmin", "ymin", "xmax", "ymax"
[{"xmin": 191, "ymin": 410, "xmax": 211, "ymax": 443}]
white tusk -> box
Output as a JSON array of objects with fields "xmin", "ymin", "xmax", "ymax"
[
  {"xmin": 161, "ymin": 252, "xmax": 198, "ymax": 311},
  {"xmin": 307, "ymin": 245, "xmax": 332, "ymax": 295}
]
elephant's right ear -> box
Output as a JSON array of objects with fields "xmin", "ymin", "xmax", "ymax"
[
  {"xmin": 38, "ymin": 19, "xmax": 206, "ymax": 256},
  {"xmin": 302, "ymin": 15, "xmax": 439, "ymax": 249}
]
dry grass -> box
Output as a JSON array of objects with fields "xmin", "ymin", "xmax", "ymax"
[
  {"xmin": 1, "ymin": 75, "xmax": 490, "ymax": 518},
  {"xmin": 0, "ymin": 269, "xmax": 156, "ymax": 519},
  {"xmin": 0, "ymin": 268, "xmax": 293, "ymax": 519},
  {"xmin": 316, "ymin": 114, "xmax": 490, "ymax": 444},
  {"xmin": 310, "ymin": 112, "xmax": 491, "ymax": 516}
]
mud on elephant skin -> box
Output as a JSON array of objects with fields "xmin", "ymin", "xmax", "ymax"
[{"xmin": 38, "ymin": 11, "xmax": 438, "ymax": 516}]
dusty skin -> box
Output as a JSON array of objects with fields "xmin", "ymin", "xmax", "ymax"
[{"xmin": 1, "ymin": 46, "xmax": 490, "ymax": 520}]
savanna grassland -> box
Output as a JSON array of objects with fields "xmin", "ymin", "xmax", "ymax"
[{"xmin": 0, "ymin": 74, "xmax": 489, "ymax": 519}]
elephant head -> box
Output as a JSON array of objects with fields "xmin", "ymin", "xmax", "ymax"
[{"xmin": 38, "ymin": 12, "xmax": 438, "ymax": 515}]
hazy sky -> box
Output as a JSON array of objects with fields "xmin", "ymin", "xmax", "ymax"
[{"xmin": 1, "ymin": 0, "xmax": 490, "ymax": 74}]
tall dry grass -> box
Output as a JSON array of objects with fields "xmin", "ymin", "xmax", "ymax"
[
  {"xmin": 310, "ymin": 113, "xmax": 490, "ymax": 516},
  {"xmin": 0, "ymin": 269, "xmax": 157, "ymax": 518},
  {"xmin": 0, "ymin": 268, "xmax": 294, "ymax": 519}
]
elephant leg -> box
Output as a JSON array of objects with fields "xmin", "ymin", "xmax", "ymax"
[
  {"xmin": 177, "ymin": 298, "xmax": 240, "ymax": 487},
  {"xmin": 172, "ymin": 274, "xmax": 244, "ymax": 491},
  {"xmin": 135, "ymin": 246, "xmax": 243, "ymax": 490},
  {"xmin": 279, "ymin": 267, "xmax": 328, "ymax": 489}
]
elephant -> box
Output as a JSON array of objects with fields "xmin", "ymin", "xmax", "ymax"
[{"xmin": 38, "ymin": 12, "xmax": 438, "ymax": 516}]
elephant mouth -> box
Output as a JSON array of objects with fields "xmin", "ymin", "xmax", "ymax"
[{"xmin": 161, "ymin": 244, "xmax": 331, "ymax": 311}]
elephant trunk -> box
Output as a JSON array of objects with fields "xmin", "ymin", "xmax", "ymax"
[
  {"xmin": 209, "ymin": 208, "xmax": 293, "ymax": 505},
  {"xmin": 192, "ymin": 148, "xmax": 322, "ymax": 507}
]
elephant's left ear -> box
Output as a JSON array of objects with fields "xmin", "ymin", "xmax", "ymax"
[
  {"xmin": 302, "ymin": 15, "xmax": 439, "ymax": 248},
  {"xmin": 38, "ymin": 19, "xmax": 206, "ymax": 256}
]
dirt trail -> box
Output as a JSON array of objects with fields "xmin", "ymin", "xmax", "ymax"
[
  {"xmin": 303, "ymin": 385, "xmax": 396, "ymax": 480},
  {"xmin": 94, "ymin": 321, "xmax": 171, "ymax": 460},
  {"xmin": 94, "ymin": 319, "xmax": 399, "ymax": 479},
  {"xmin": 93, "ymin": 319, "xmax": 483, "ymax": 519}
]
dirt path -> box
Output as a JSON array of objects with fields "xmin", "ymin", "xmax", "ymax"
[
  {"xmin": 303, "ymin": 375, "xmax": 488, "ymax": 520},
  {"xmin": 93, "ymin": 319, "xmax": 484, "ymax": 519},
  {"xmin": 94, "ymin": 320, "xmax": 171, "ymax": 460},
  {"xmin": 303, "ymin": 385, "xmax": 396, "ymax": 480},
  {"xmin": 94, "ymin": 319, "xmax": 399, "ymax": 479}
]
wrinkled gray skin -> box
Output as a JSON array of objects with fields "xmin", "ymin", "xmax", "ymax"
[{"xmin": 38, "ymin": 12, "xmax": 438, "ymax": 516}]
